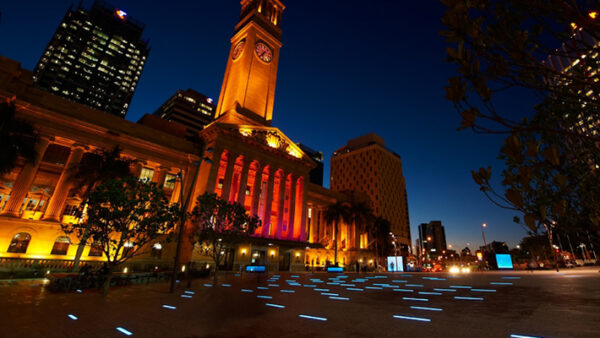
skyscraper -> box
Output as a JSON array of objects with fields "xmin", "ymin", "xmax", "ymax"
[
  {"xmin": 418, "ymin": 221, "xmax": 447, "ymax": 259},
  {"xmin": 33, "ymin": 1, "xmax": 149, "ymax": 118},
  {"xmin": 297, "ymin": 143, "xmax": 324, "ymax": 186},
  {"xmin": 331, "ymin": 133, "xmax": 411, "ymax": 247},
  {"xmin": 153, "ymin": 89, "xmax": 216, "ymax": 140}
]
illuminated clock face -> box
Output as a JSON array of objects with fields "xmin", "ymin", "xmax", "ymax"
[
  {"xmin": 255, "ymin": 42, "xmax": 273, "ymax": 63},
  {"xmin": 232, "ymin": 39, "xmax": 246, "ymax": 60}
]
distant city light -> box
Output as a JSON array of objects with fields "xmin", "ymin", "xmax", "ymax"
[
  {"xmin": 67, "ymin": 314, "xmax": 78, "ymax": 320},
  {"xmin": 116, "ymin": 327, "xmax": 133, "ymax": 336},
  {"xmin": 115, "ymin": 9, "xmax": 128, "ymax": 20}
]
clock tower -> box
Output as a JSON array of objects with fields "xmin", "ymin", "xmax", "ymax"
[{"xmin": 215, "ymin": 0, "xmax": 285, "ymax": 126}]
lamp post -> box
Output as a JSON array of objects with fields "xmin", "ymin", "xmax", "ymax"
[
  {"xmin": 169, "ymin": 144, "xmax": 213, "ymax": 293},
  {"xmin": 481, "ymin": 223, "xmax": 488, "ymax": 270}
]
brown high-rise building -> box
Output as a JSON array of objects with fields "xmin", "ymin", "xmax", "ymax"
[
  {"xmin": 153, "ymin": 89, "xmax": 216, "ymax": 140},
  {"xmin": 331, "ymin": 133, "xmax": 411, "ymax": 246}
]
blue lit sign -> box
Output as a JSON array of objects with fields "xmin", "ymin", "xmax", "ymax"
[
  {"xmin": 327, "ymin": 267, "xmax": 343, "ymax": 272},
  {"xmin": 495, "ymin": 254, "xmax": 514, "ymax": 269},
  {"xmin": 246, "ymin": 265, "xmax": 266, "ymax": 272}
]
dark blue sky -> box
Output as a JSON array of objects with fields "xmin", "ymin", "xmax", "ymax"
[{"xmin": 0, "ymin": 1, "xmax": 532, "ymax": 250}]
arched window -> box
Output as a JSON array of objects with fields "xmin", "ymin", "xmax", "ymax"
[
  {"xmin": 50, "ymin": 236, "xmax": 71, "ymax": 255},
  {"xmin": 7, "ymin": 232, "xmax": 31, "ymax": 253},
  {"xmin": 88, "ymin": 242, "xmax": 103, "ymax": 257},
  {"xmin": 151, "ymin": 242, "xmax": 162, "ymax": 258}
]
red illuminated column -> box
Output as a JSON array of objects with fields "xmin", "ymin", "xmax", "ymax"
[
  {"xmin": 275, "ymin": 170, "xmax": 287, "ymax": 239},
  {"xmin": 250, "ymin": 163, "xmax": 264, "ymax": 216},
  {"xmin": 2, "ymin": 136, "xmax": 51, "ymax": 217},
  {"xmin": 43, "ymin": 144, "xmax": 86, "ymax": 221},
  {"xmin": 286, "ymin": 174, "xmax": 297, "ymax": 241},
  {"xmin": 297, "ymin": 177, "xmax": 307, "ymax": 241},
  {"xmin": 261, "ymin": 168, "xmax": 275, "ymax": 237},
  {"xmin": 204, "ymin": 148, "xmax": 224, "ymax": 194},
  {"xmin": 220, "ymin": 153, "xmax": 237, "ymax": 202},
  {"xmin": 237, "ymin": 160, "xmax": 251, "ymax": 205}
]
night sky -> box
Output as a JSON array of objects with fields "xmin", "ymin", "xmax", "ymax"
[{"xmin": 0, "ymin": 1, "xmax": 532, "ymax": 251}]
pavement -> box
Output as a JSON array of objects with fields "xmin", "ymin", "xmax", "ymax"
[{"xmin": 0, "ymin": 267, "xmax": 599, "ymax": 338}]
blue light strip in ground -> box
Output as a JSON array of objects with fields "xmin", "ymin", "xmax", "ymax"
[
  {"xmin": 402, "ymin": 297, "xmax": 429, "ymax": 302},
  {"xmin": 340, "ymin": 284, "xmax": 356, "ymax": 287},
  {"xmin": 410, "ymin": 306, "xmax": 443, "ymax": 311},
  {"xmin": 510, "ymin": 334, "xmax": 541, "ymax": 338},
  {"xmin": 434, "ymin": 288, "xmax": 456, "ymax": 292},
  {"xmin": 203, "ymin": 284, "xmax": 212, "ymax": 287},
  {"xmin": 241, "ymin": 289, "xmax": 253, "ymax": 293},
  {"xmin": 257, "ymin": 295, "xmax": 272, "ymax": 299},
  {"xmin": 268, "ymin": 284, "xmax": 280, "ymax": 287},
  {"xmin": 329, "ymin": 296, "xmax": 350, "ymax": 300},
  {"xmin": 422, "ymin": 277, "xmax": 446, "ymax": 281},
  {"xmin": 419, "ymin": 292, "xmax": 442, "ymax": 295},
  {"xmin": 327, "ymin": 282, "xmax": 340, "ymax": 285},
  {"xmin": 393, "ymin": 315, "xmax": 431, "ymax": 322},
  {"xmin": 406, "ymin": 284, "xmax": 424, "ymax": 287},
  {"xmin": 490, "ymin": 282, "xmax": 513, "ymax": 285},
  {"xmin": 265, "ymin": 303, "xmax": 285, "ymax": 308},
  {"xmin": 76, "ymin": 289, "xmax": 82, "ymax": 293},
  {"xmin": 116, "ymin": 327, "xmax": 133, "ymax": 336},
  {"xmin": 291, "ymin": 275, "xmax": 299, "ymax": 278},
  {"xmin": 280, "ymin": 290, "xmax": 295, "ymax": 293},
  {"xmin": 162, "ymin": 305, "xmax": 176, "ymax": 310},
  {"xmin": 347, "ymin": 288, "xmax": 364, "ymax": 291},
  {"xmin": 299, "ymin": 315, "xmax": 327, "ymax": 321},
  {"xmin": 67, "ymin": 314, "xmax": 78, "ymax": 320},
  {"xmin": 471, "ymin": 289, "xmax": 496, "ymax": 292},
  {"xmin": 303, "ymin": 284, "xmax": 317, "ymax": 287},
  {"xmin": 235, "ymin": 273, "xmax": 240, "ymax": 276},
  {"xmin": 450, "ymin": 285, "xmax": 472, "ymax": 289},
  {"xmin": 181, "ymin": 294, "xmax": 192, "ymax": 298},
  {"xmin": 365, "ymin": 286, "xmax": 383, "ymax": 290},
  {"xmin": 393, "ymin": 289, "xmax": 414, "ymax": 292},
  {"xmin": 502, "ymin": 277, "xmax": 521, "ymax": 279},
  {"xmin": 392, "ymin": 280, "xmax": 407, "ymax": 283},
  {"xmin": 314, "ymin": 288, "xmax": 329, "ymax": 292},
  {"xmin": 454, "ymin": 296, "xmax": 484, "ymax": 301},
  {"xmin": 400, "ymin": 274, "xmax": 413, "ymax": 277},
  {"xmin": 257, "ymin": 287, "xmax": 269, "ymax": 290},
  {"xmin": 373, "ymin": 283, "xmax": 389, "ymax": 286},
  {"xmin": 184, "ymin": 291, "xmax": 195, "ymax": 294},
  {"xmin": 321, "ymin": 292, "xmax": 339, "ymax": 296}
]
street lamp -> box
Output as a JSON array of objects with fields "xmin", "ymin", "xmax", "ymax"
[
  {"xmin": 481, "ymin": 223, "xmax": 487, "ymax": 250},
  {"xmin": 169, "ymin": 144, "xmax": 214, "ymax": 293}
]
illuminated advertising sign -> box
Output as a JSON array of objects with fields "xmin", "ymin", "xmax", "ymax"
[
  {"xmin": 246, "ymin": 265, "xmax": 266, "ymax": 272},
  {"xmin": 387, "ymin": 256, "xmax": 404, "ymax": 272}
]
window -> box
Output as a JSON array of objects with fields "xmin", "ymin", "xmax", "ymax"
[
  {"xmin": 151, "ymin": 243, "xmax": 162, "ymax": 258},
  {"xmin": 7, "ymin": 233, "xmax": 31, "ymax": 253},
  {"xmin": 88, "ymin": 242, "xmax": 103, "ymax": 257},
  {"xmin": 139, "ymin": 168, "xmax": 154, "ymax": 183},
  {"xmin": 51, "ymin": 236, "xmax": 70, "ymax": 255},
  {"xmin": 163, "ymin": 174, "xmax": 176, "ymax": 190}
]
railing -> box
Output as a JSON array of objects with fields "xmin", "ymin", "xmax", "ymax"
[{"xmin": 0, "ymin": 257, "xmax": 104, "ymax": 274}]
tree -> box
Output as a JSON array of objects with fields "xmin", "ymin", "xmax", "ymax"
[
  {"xmin": 69, "ymin": 146, "xmax": 132, "ymax": 271},
  {"xmin": 190, "ymin": 192, "xmax": 260, "ymax": 284},
  {"xmin": 0, "ymin": 100, "xmax": 38, "ymax": 174},
  {"xmin": 370, "ymin": 217, "xmax": 392, "ymax": 268},
  {"xmin": 442, "ymin": 1, "xmax": 600, "ymax": 248},
  {"xmin": 324, "ymin": 201, "xmax": 352, "ymax": 266},
  {"xmin": 62, "ymin": 177, "xmax": 179, "ymax": 294},
  {"xmin": 346, "ymin": 197, "xmax": 374, "ymax": 250}
]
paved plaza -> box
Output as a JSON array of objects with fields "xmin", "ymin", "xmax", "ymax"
[{"xmin": 1, "ymin": 268, "xmax": 599, "ymax": 337}]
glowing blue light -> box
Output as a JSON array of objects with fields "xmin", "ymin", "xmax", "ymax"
[
  {"xmin": 365, "ymin": 286, "xmax": 383, "ymax": 290},
  {"xmin": 327, "ymin": 267, "xmax": 344, "ymax": 272},
  {"xmin": 419, "ymin": 292, "xmax": 442, "ymax": 295},
  {"xmin": 67, "ymin": 314, "xmax": 78, "ymax": 320},
  {"xmin": 410, "ymin": 306, "xmax": 443, "ymax": 311},
  {"xmin": 162, "ymin": 305, "xmax": 176, "ymax": 310},
  {"xmin": 184, "ymin": 291, "xmax": 195, "ymax": 294},
  {"xmin": 502, "ymin": 276, "xmax": 520, "ymax": 280},
  {"xmin": 221, "ymin": 284, "xmax": 231, "ymax": 287},
  {"xmin": 266, "ymin": 303, "xmax": 285, "ymax": 308},
  {"xmin": 392, "ymin": 280, "xmax": 407, "ymax": 283},
  {"xmin": 450, "ymin": 285, "xmax": 471, "ymax": 289},
  {"xmin": 402, "ymin": 297, "xmax": 428, "ymax": 302},
  {"xmin": 203, "ymin": 284, "xmax": 212, "ymax": 287},
  {"xmin": 490, "ymin": 282, "xmax": 513, "ymax": 285},
  {"xmin": 257, "ymin": 287, "xmax": 269, "ymax": 290},
  {"xmin": 347, "ymin": 288, "xmax": 364, "ymax": 291},
  {"xmin": 181, "ymin": 294, "xmax": 192, "ymax": 298},
  {"xmin": 454, "ymin": 296, "xmax": 484, "ymax": 301},
  {"xmin": 303, "ymin": 284, "xmax": 317, "ymax": 287},
  {"xmin": 246, "ymin": 265, "xmax": 266, "ymax": 272},
  {"xmin": 326, "ymin": 282, "xmax": 340, "ymax": 285},
  {"xmin": 422, "ymin": 277, "xmax": 446, "ymax": 281},
  {"xmin": 299, "ymin": 314, "xmax": 327, "ymax": 321},
  {"xmin": 116, "ymin": 327, "xmax": 133, "ymax": 336},
  {"xmin": 434, "ymin": 288, "xmax": 456, "ymax": 292},
  {"xmin": 314, "ymin": 288, "xmax": 329, "ymax": 292},
  {"xmin": 291, "ymin": 275, "xmax": 299, "ymax": 278},
  {"xmin": 329, "ymin": 296, "xmax": 349, "ymax": 300},
  {"xmin": 257, "ymin": 295, "xmax": 272, "ymax": 299},
  {"xmin": 280, "ymin": 290, "xmax": 295, "ymax": 293},
  {"xmin": 393, "ymin": 289, "xmax": 414, "ymax": 292},
  {"xmin": 340, "ymin": 284, "xmax": 355, "ymax": 287},
  {"xmin": 235, "ymin": 273, "xmax": 240, "ymax": 276},
  {"xmin": 76, "ymin": 289, "xmax": 82, "ymax": 293},
  {"xmin": 471, "ymin": 289, "xmax": 496, "ymax": 292},
  {"xmin": 406, "ymin": 284, "xmax": 424, "ymax": 287},
  {"xmin": 510, "ymin": 334, "xmax": 541, "ymax": 338},
  {"xmin": 241, "ymin": 289, "xmax": 253, "ymax": 293},
  {"xmin": 268, "ymin": 284, "xmax": 280, "ymax": 287},
  {"xmin": 400, "ymin": 274, "xmax": 413, "ymax": 277},
  {"xmin": 496, "ymin": 254, "xmax": 514, "ymax": 269},
  {"xmin": 393, "ymin": 315, "xmax": 430, "ymax": 322},
  {"xmin": 321, "ymin": 292, "xmax": 338, "ymax": 296},
  {"xmin": 373, "ymin": 283, "xmax": 389, "ymax": 286}
]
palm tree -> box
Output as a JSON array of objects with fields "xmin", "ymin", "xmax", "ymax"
[
  {"xmin": 370, "ymin": 217, "xmax": 392, "ymax": 268},
  {"xmin": 324, "ymin": 201, "xmax": 351, "ymax": 266},
  {"xmin": 69, "ymin": 146, "xmax": 132, "ymax": 271},
  {"xmin": 0, "ymin": 100, "xmax": 38, "ymax": 174},
  {"xmin": 347, "ymin": 200, "xmax": 373, "ymax": 249}
]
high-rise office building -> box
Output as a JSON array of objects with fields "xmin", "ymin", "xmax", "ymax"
[
  {"xmin": 330, "ymin": 133, "xmax": 411, "ymax": 246},
  {"xmin": 297, "ymin": 143, "xmax": 324, "ymax": 186},
  {"xmin": 418, "ymin": 221, "xmax": 447, "ymax": 259},
  {"xmin": 33, "ymin": 1, "xmax": 149, "ymax": 118},
  {"xmin": 153, "ymin": 89, "xmax": 216, "ymax": 140}
]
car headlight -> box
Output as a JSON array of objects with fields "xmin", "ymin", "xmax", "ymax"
[
  {"xmin": 449, "ymin": 266, "xmax": 460, "ymax": 273},
  {"xmin": 461, "ymin": 267, "xmax": 470, "ymax": 273}
]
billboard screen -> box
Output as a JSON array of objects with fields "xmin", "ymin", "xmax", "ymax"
[
  {"xmin": 495, "ymin": 254, "xmax": 513, "ymax": 269},
  {"xmin": 387, "ymin": 256, "xmax": 404, "ymax": 272}
]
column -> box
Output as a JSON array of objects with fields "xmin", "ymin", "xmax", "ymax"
[
  {"xmin": 131, "ymin": 160, "xmax": 144, "ymax": 178},
  {"xmin": 318, "ymin": 208, "xmax": 325, "ymax": 242},
  {"xmin": 43, "ymin": 144, "xmax": 86, "ymax": 221},
  {"xmin": 298, "ymin": 178, "xmax": 308, "ymax": 242},
  {"xmin": 308, "ymin": 206, "xmax": 315, "ymax": 243},
  {"xmin": 250, "ymin": 163, "xmax": 264, "ymax": 216},
  {"xmin": 204, "ymin": 148, "xmax": 224, "ymax": 194},
  {"xmin": 220, "ymin": 153, "xmax": 237, "ymax": 202},
  {"xmin": 169, "ymin": 170, "xmax": 183, "ymax": 205},
  {"xmin": 261, "ymin": 169, "xmax": 275, "ymax": 238},
  {"xmin": 2, "ymin": 136, "xmax": 51, "ymax": 217},
  {"xmin": 275, "ymin": 171, "xmax": 286, "ymax": 239},
  {"xmin": 286, "ymin": 175, "xmax": 296, "ymax": 241},
  {"xmin": 153, "ymin": 166, "xmax": 169, "ymax": 188},
  {"xmin": 236, "ymin": 160, "xmax": 251, "ymax": 205}
]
